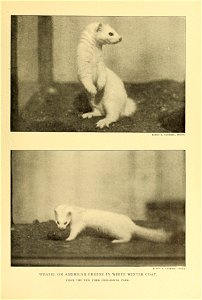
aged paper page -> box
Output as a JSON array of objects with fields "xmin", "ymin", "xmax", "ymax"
[{"xmin": 1, "ymin": 1, "xmax": 201, "ymax": 299}]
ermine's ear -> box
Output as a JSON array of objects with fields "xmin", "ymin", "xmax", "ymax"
[
  {"xmin": 54, "ymin": 209, "xmax": 57, "ymax": 217},
  {"xmin": 96, "ymin": 23, "xmax": 102, "ymax": 32},
  {"xmin": 67, "ymin": 211, "xmax": 72, "ymax": 217}
]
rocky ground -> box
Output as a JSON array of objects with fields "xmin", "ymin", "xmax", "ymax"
[
  {"xmin": 14, "ymin": 80, "xmax": 185, "ymax": 132},
  {"xmin": 11, "ymin": 219, "xmax": 185, "ymax": 267}
]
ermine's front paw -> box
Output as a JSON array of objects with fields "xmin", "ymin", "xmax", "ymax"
[
  {"xmin": 65, "ymin": 237, "xmax": 74, "ymax": 242},
  {"xmin": 82, "ymin": 112, "xmax": 94, "ymax": 119},
  {"xmin": 86, "ymin": 85, "xmax": 97, "ymax": 96},
  {"xmin": 96, "ymin": 118, "xmax": 111, "ymax": 129},
  {"xmin": 97, "ymin": 76, "xmax": 106, "ymax": 90}
]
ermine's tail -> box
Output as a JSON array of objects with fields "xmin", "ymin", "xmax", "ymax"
[
  {"xmin": 121, "ymin": 98, "xmax": 137, "ymax": 117},
  {"xmin": 134, "ymin": 224, "xmax": 171, "ymax": 243}
]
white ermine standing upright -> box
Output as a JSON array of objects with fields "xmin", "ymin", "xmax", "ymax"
[
  {"xmin": 54, "ymin": 205, "xmax": 171, "ymax": 243},
  {"xmin": 77, "ymin": 22, "xmax": 137, "ymax": 128}
]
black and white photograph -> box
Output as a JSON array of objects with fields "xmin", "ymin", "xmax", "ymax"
[
  {"xmin": 2, "ymin": 0, "xmax": 201, "ymax": 298},
  {"xmin": 11, "ymin": 16, "xmax": 185, "ymax": 132},
  {"xmin": 11, "ymin": 150, "xmax": 185, "ymax": 266}
]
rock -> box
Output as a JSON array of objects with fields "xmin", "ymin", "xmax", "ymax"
[
  {"xmin": 33, "ymin": 219, "xmax": 40, "ymax": 225},
  {"xmin": 159, "ymin": 107, "xmax": 185, "ymax": 132},
  {"xmin": 47, "ymin": 231, "xmax": 67, "ymax": 240}
]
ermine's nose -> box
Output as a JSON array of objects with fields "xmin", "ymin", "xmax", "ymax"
[
  {"xmin": 59, "ymin": 227, "xmax": 66, "ymax": 231},
  {"xmin": 119, "ymin": 37, "xmax": 122, "ymax": 42}
]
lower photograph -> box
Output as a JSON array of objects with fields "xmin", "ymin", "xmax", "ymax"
[{"xmin": 11, "ymin": 150, "xmax": 185, "ymax": 267}]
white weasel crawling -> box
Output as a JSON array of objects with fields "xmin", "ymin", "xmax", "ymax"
[
  {"xmin": 77, "ymin": 23, "xmax": 137, "ymax": 128},
  {"xmin": 54, "ymin": 205, "xmax": 171, "ymax": 243}
]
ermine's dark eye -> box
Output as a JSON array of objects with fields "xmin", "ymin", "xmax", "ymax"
[
  {"xmin": 64, "ymin": 222, "xmax": 67, "ymax": 225},
  {"xmin": 57, "ymin": 221, "xmax": 60, "ymax": 225},
  {"xmin": 109, "ymin": 32, "xmax": 114, "ymax": 36}
]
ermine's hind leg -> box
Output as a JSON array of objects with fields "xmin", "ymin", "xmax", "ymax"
[
  {"xmin": 112, "ymin": 238, "xmax": 131, "ymax": 243},
  {"xmin": 96, "ymin": 113, "xmax": 120, "ymax": 128},
  {"xmin": 82, "ymin": 108, "xmax": 103, "ymax": 119},
  {"xmin": 96, "ymin": 96, "xmax": 124, "ymax": 128},
  {"xmin": 82, "ymin": 93, "xmax": 104, "ymax": 119},
  {"xmin": 111, "ymin": 233, "xmax": 132, "ymax": 243}
]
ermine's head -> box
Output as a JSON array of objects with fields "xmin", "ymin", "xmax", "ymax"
[
  {"xmin": 87, "ymin": 23, "xmax": 122, "ymax": 45},
  {"xmin": 54, "ymin": 205, "xmax": 72, "ymax": 230}
]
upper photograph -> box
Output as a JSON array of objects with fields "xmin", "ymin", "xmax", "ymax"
[{"xmin": 11, "ymin": 16, "xmax": 185, "ymax": 132}]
